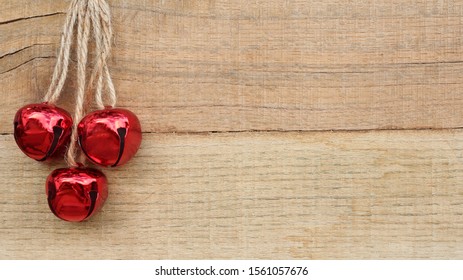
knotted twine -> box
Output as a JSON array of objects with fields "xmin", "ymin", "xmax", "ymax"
[{"xmin": 42, "ymin": 0, "xmax": 117, "ymax": 167}]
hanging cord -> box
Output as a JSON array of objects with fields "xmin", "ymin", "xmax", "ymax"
[
  {"xmin": 88, "ymin": 0, "xmax": 117, "ymax": 109},
  {"xmin": 65, "ymin": 0, "xmax": 92, "ymax": 167},
  {"xmin": 43, "ymin": 0, "xmax": 80, "ymax": 104},
  {"xmin": 42, "ymin": 0, "xmax": 117, "ymax": 167}
]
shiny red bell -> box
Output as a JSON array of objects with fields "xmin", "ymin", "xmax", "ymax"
[
  {"xmin": 14, "ymin": 103, "xmax": 73, "ymax": 161},
  {"xmin": 46, "ymin": 167, "xmax": 108, "ymax": 222},
  {"xmin": 78, "ymin": 108, "xmax": 142, "ymax": 167}
]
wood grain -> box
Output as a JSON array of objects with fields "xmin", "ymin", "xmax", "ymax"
[
  {"xmin": 2, "ymin": 0, "xmax": 463, "ymax": 133},
  {"xmin": 1, "ymin": 130, "xmax": 463, "ymax": 259},
  {"xmin": 1, "ymin": 0, "xmax": 463, "ymax": 259}
]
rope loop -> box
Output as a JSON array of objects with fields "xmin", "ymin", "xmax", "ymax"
[{"xmin": 42, "ymin": 0, "xmax": 117, "ymax": 167}]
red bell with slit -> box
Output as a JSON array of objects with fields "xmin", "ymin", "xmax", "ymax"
[
  {"xmin": 14, "ymin": 103, "xmax": 72, "ymax": 161},
  {"xmin": 78, "ymin": 108, "xmax": 142, "ymax": 167}
]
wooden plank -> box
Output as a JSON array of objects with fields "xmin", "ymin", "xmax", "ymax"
[
  {"xmin": 2, "ymin": 0, "xmax": 463, "ymax": 133},
  {"xmin": 1, "ymin": 130, "xmax": 462, "ymax": 259}
]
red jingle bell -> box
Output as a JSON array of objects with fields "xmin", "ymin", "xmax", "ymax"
[
  {"xmin": 14, "ymin": 103, "xmax": 72, "ymax": 161},
  {"xmin": 78, "ymin": 108, "xmax": 142, "ymax": 167},
  {"xmin": 46, "ymin": 167, "xmax": 108, "ymax": 222}
]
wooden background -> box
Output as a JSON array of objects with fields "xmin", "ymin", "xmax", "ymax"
[{"xmin": 1, "ymin": 0, "xmax": 463, "ymax": 259}]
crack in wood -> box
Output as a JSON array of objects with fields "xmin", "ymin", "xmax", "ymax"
[
  {"xmin": 0, "ymin": 43, "xmax": 54, "ymax": 60},
  {"xmin": 0, "ymin": 56, "xmax": 55, "ymax": 75},
  {"xmin": 0, "ymin": 12, "xmax": 65, "ymax": 25}
]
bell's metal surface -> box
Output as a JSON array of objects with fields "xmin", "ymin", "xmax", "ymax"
[
  {"xmin": 46, "ymin": 167, "xmax": 108, "ymax": 222},
  {"xmin": 14, "ymin": 103, "xmax": 73, "ymax": 161},
  {"xmin": 78, "ymin": 108, "xmax": 142, "ymax": 167}
]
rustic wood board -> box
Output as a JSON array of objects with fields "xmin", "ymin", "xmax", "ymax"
[
  {"xmin": 1, "ymin": 0, "xmax": 463, "ymax": 259},
  {"xmin": 1, "ymin": 131, "xmax": 463, "ymax": 259},
  {"xmin": 2, "ymin": 0, "xmax": 463, "ymax": 133}
]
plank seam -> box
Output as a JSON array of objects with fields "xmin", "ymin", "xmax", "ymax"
[{"xmin": 2, "ymin": 127, "xmax": 463, "ymax": 137}]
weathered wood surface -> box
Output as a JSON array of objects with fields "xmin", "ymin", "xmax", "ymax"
[
  {"xmin": 1, "ymin": 131, "xmax": 463, "ymax": 259},
  {"xmin": 2, "ymin": 0, "xmax": 463, "ymax": 133},
  {"xmin": 1, "ymin": 0, "xmax": 463, "ymax": 259}
]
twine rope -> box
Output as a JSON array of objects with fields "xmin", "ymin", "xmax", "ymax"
[
  {"xmin": 88, "ymin": 0, "xmax": 117, "ymax": 108},
  {"xmin": 43, "ymin": 0, "xmax": 117, "ymax": 167},
  {"xmin": 43, "ymin": 0, "xmax": 79, "ymax": 104}
]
